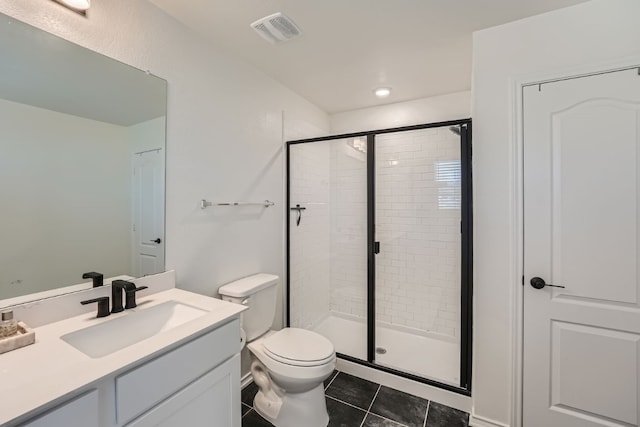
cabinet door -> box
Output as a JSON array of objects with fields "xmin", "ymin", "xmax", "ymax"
[
  {"xmin": 20, "ymin": 390, "xmax": 99, "ymax": 427},
  {"xmin": 116, "ymin": 319, "xmax": 240, "ymax": 424},
  {"xmin": 126, "ymin": 354, "xmax": 240, "ymax": 427}
]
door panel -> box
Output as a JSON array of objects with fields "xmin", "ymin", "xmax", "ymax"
[
  {"xmin": 551, "ymin": 322, "xmax": 638, "ymax": 425},
  {"xmin": 132, "ymin": 149, "xmax": 165, "ymax": 276},
  {"xmin": 552, "ymin": 102, "xmax": 639, "ymax": 305},
  {"xmin": 523, "ymin": 68, "xmax": 640, "ymax": 427}
]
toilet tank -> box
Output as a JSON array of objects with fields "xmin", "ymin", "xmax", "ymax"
[{"xmin": 218, "ymin": 273, "xmax": 279, "ymax": 342}]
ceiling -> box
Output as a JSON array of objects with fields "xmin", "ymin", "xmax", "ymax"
[{"xmin": 150, "ymin": 0, "xmax": 588, "ymax": 114}]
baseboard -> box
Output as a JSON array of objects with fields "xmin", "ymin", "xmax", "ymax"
[
  {"xmin": 241, "ymin": 372, "xmax": 253, "ymax": 388},
  {"xmin": 469, "ymin": 413, "xmax": 510, "ymax": 427},
  {"xmin": 336, "ymin": 359, "xmax": 471, "ymax": 413}
]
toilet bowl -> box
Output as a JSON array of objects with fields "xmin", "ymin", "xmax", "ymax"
[
  {"xmin": 248, "ymin": 329, "xmax": 335, "ymax": 426},
  {"xmin": 218, "ymin": 274, "xmax": 336, "ymax": 427}
]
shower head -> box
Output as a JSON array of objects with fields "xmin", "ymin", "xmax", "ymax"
[{"xmin": 449, "ymin": 126, "xmax": 461, "ymax": 136}]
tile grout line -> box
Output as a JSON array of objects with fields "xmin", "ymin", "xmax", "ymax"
[
  {"xmin": 370, "ymin": 412, "xmax": 410, "ymax": 427},
  {"xmin": 324, "ymin": 370, "xmax": 340, "ymax": 391},
  {"xmin": 423, "ymin": 400, "xmax": 430, "ymax": 427},
  {"xmin": 245, "ymin": 372, "xmax": 440, "ymax": 427},
  {"xmin": 359, "ymin": 384, "xmax": 381, "ymax": 427},
  {"xmin": 356, "ymin": 385, "xmax": 409, "ymax": 427},
  {"xmin": 325, "ymin": 382, "xmax": 414, "ymax": 427},
  {"xmin": 326, "ymin": 395, "xmax": 368, "ymax": 413},
  {"xmin": 242, "ymin": 407, "xmax": 252, "ymax": 419}
]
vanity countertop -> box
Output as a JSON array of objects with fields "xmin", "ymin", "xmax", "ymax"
[{"xmin": 0, "ymin": 288, "xmax": 246, "ymax": 426}]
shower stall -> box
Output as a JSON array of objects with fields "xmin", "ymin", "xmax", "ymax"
[{"xmin": 286, "ymin": 119, "xmax": 472, "ymax": 394}]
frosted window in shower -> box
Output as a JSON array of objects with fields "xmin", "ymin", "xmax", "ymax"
[{"xmin": 435, "ymin": 160, "xmax": 461, "ymax": 209}]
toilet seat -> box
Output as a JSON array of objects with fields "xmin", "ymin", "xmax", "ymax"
[{"xmin": 262, "ymin": 328, "xmax": 334, "ymax": 367}]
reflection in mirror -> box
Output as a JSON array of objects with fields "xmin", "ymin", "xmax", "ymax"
[{"xmin": 0, "ymin": 13, "xmax": 167, "ymax": 305}]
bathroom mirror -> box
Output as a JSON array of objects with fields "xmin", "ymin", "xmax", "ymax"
[{"xmin": 0, "ymin": 13, "xmax": 167, "ymax": 306}]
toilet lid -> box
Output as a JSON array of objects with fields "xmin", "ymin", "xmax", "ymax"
[{"xmin": 263, "ymin": 328, "xmax": 334, "ymax": 366}]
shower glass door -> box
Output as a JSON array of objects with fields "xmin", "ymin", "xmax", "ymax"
[
  {"xmin": 287, "ymin": 120, "xmax": 472, "ymax": 393},
  {"xmin": 288, "ymin": 137, "xmax": 368, "ymax": 361},
  {"xmin": 372, "ymin": 126, "xmax": 466, "ymax": 387}
]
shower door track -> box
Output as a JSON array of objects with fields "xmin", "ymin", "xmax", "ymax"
[{"xmin": 286, "ymin": 118, "xmax": 473, "ymax": 396}]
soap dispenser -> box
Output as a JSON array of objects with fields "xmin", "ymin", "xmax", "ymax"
[{"xmin": 0, "ymin": 311, "xmax": 18, "ymax": 338}]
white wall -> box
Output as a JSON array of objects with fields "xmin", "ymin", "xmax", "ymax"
[
  {"xmin": 472, "ymin": 1, "xmax": 640, "ymax": 426},
  {"xmin": 0, "ymin": 99, "xmax": 130, "ymax": 299},
  {"xmin": 0, "ymin": 0, "xmax": 330, "ymax": 331},
  {"xmin": 331, "ymin": 91, "xmax": 471, "ymax": 134},
  {"xmin": 128, "ymin": 116, "xmax": 166, "ymax": 154}
]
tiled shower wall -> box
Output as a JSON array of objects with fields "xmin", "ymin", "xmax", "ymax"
[
  {"xmin": 374, "ymin": 128, "xmax": 461, "ymax": 339},
  {"xmin": 289, "ymin": 141, "xmax": 331, "ymax": 329},
  {"xmin": 328, "ymin": 141, "xmax": 368, "ymax": 317}
]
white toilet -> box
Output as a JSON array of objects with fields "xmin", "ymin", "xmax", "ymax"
[{"xmin": 219, "ymin": 273, "xmax": 336, "ymax": 427}]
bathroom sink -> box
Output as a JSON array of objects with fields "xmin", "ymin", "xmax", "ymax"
[{"xmin": 61, "ymin": 301, "xmax": 208, "ymax": 358}]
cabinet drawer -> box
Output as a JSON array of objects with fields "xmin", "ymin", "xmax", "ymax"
[
  {"xmin": 20, "ymin": 389, "xmax": 99, "ymax": 427},
  {"xmin": 116, "ymin": 318, "xmax": 240, "ymax": 424}
]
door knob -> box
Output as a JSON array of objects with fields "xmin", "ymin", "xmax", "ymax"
[
  {"xmin": 530, "ymin": 277, "xmax": 565, "ymax": 289},
  {"xmin": 150, "ymin": 238, "xmax": 162, "ymax": 244}
]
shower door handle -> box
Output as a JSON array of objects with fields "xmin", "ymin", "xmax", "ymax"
[{"xmin": 374, "ymin": 241, "xmax": 381, "ymax": 254}]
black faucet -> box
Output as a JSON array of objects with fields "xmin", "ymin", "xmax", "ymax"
[
  {"xmin": 81, "ymin": 297, "xmax": 110, "ymax": 318},
  {"xmin": 82, "ymin": 272, "xmax": 103, "ymax": 288},
  {"xmin": 111, "ymin": 280, "xmax": 148, "ymax": 313}
]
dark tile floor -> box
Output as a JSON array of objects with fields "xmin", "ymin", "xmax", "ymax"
[{"xmin": 241, "ymin": 371, "xmax": 469, "ymax": 427}]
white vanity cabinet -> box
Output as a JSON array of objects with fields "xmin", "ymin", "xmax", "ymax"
[
  {"xmin": 14, "ymin": 317, "xmax": 241, "ymax": 427},
  {"xmin": 19, "ymin": 390, "xmax": 100, "ymax": 427},
  {"xmin": 117, "ymin": 318, "xmax": 241, "ymax": 426},
  {"xmin": 125, "ymin": 355, "xmax": 240, "ymax": 427}
]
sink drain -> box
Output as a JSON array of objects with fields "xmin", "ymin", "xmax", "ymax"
[{"xmin": 375, "ymin": 347, "xmax": 387, "ymax": 355}]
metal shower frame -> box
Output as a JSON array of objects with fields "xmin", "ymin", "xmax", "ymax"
[{"xmin": 285, "ymin": 118, "xmax": 473, "ymax": 396}]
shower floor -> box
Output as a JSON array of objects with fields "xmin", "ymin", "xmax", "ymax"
[{"xmin": 313, "ymin": 314, "xmax": 460, "ymax": 386}]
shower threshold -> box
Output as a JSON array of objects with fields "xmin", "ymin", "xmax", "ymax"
[{"xmin": 312, "ymin": 314, "xmax": 460, "ymax": 386}]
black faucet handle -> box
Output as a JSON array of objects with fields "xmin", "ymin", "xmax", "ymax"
[
  {"xmin": 81, "ymin": 297, "xmax": 110, "ymax": 318},
  {"xmin": 125, "ymin": 286, "xmax": 148, "ymax": 309},
  {"xmin": 82, "ymin": 272, "xmax": 104, "ymax": 287}
]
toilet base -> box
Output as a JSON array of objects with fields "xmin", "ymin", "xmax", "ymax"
[{"xmin": 254, "ymin": 383, "xmax": 329, "ymax": 427}]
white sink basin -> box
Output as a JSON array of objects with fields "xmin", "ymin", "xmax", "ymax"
[{"xmin": 61, "ymin": 301, "xmax": 208, "ymax": 358}]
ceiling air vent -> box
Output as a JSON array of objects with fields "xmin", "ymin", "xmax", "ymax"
[{"xmin": 250, "ymin": 12, "xmax": 301, "ymax": 44}]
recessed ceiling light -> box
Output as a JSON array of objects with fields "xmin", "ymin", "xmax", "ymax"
[{"xmin": 374, "ymin": 87, "xmax": 391, "ymax": 98}]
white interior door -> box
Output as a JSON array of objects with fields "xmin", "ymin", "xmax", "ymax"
[
  {"xmin": 132, "ymin": 149, "xmax": 165, "ymax": 276},
  {"xmin": 523, "ymin": 68, "xmax": 640, "ymax": 427}
]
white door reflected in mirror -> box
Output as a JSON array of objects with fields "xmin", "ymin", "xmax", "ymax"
[{"xmin": 133, "ymin": 148, "xmax": 165, "ymax": 277}]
